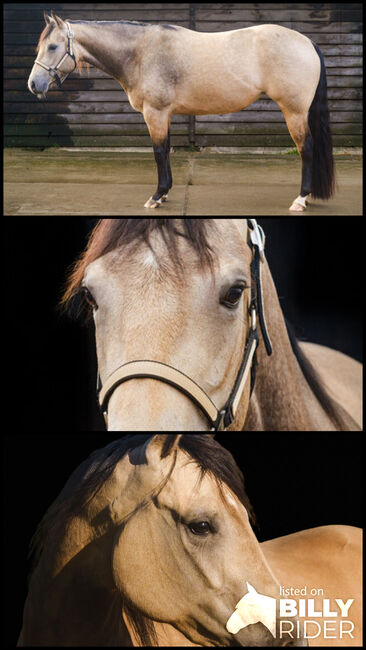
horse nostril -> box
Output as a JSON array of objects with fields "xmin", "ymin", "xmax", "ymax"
[{"xmin": 31, "ymin": 80, "xmax": 35, "ymax": 91}]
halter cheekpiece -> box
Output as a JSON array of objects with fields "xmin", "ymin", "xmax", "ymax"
[
  {"xmin": 97, "ymin": 219, "xmax": 273, "ymax": 431},
  {"xmin": 34, "ymin": 22, "xmax": 76, "ymax": 88}
]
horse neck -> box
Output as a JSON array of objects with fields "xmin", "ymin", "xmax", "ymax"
[
  {"xmin": 70, "ymin": 21, "xmax": 144, "ymax": 84},
  {"xmin": 21, "ymin": 519, "xmax": 131, "ymax": 645},
  {"xmin": 245, "ymin": 262, "xmax": 337, "ymax": 431}
]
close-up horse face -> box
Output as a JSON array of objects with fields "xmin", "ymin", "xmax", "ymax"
[
  {"xmin": 28, "ymin": 15, "xmax": 74, "ymax": 98},
  {"xmin": 84, "ymin": 219, "xmax": 259, "ymax": 431},
  {"xmin": 111, "ymin": 436, "xmax": 304, "ymax": 646}
]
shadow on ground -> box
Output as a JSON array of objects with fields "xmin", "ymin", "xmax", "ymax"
[{"xmin": 4, "ymin": 149, "xmax": 362, "ymax": 216}]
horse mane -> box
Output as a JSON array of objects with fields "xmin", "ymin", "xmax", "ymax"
[
  {"xmin": 28, "ymin": 434, "xmax": 255, "ymax": 646},
  {"xmin": 61, "ymin": 219, "xmax": 214, "ymax": 315},
  {"xmin": 285, "ymin": 320, "xmax": 359, "ymax": 431}
]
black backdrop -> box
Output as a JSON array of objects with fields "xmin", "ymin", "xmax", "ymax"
[
  {"xmin": 2, "ymin": 217, "xmax": 363, "ymax": 432},
  {"xmin": 3, "ymin": 432, "xmax": 363, "ymax": 647}
]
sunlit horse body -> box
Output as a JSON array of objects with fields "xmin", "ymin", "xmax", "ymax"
[
  {"xmin": 18, "ymin": 435, "xmax": 362, "ymax": 646},
  {"xmin": 28, "ymin": 12, "xmax": 334, "ymax": 212},
  {"xmin": 62, "ymin": 219, "xmax": 362, "ymax": 432}
]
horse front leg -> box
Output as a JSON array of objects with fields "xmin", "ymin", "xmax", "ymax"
[{"xmin": 143, "ymin": 107, "xmax": 172, "ymax": 209}]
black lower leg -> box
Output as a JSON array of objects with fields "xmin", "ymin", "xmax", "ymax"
[
  {"xmin": 300, "ymin": 132, "xmax": 313, "ymax": 197},
  {"xmin": 165, "ymin": 130, "xmax": 172, "ymax": 190},
  {"xmin": 152, "ymin": 133, "xmax": 171, "ymax": 202}
]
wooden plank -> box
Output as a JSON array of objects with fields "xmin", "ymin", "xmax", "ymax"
[
  {"xmin": 3, "ymin": 135, "xmax": 189, "ymax": 147},
  {"xmin": 4, "ymin": 123, "xmax": 189, "ymax": 136},
  {"xmin": 4, "ymin": 17, "xmax": 191, "ymax": 33},
  {"xmin": 4, "ymin": 53, "xmax": 363, "ymax": 68},
  {"xmin": 194, "ymin": 134, "xmax": 362, "ymax": 146},
  {"xmin": 4, "ymin": 113, "xmax": 189, "ymax": 125},
  {"xmin": 4, "ymin": 102, "xmax": 142, "ymax": 114},
  {"xmin": 194, "ymin": 7, "xmax": 362, "ymax": 22},
  {"xmin": 3, "ymin": 31, "xmax": 364, "ymax": 47},
  {"xmin": 4, "ymin": 69, "xmax": 363, "ymax": 86},
  {"xmin": 195, "ymin": 122, "xmax": 361, "ymax": 134},
  {"xmin": 194, "ymin": 22, "xmax": 362, "ymax": 34},
  {"xmin": 8, "ymin": 90, "xmax": 362, "ymax": 104}
]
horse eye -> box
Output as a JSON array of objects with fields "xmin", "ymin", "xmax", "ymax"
[
  {"xmin": 188, "ymin": 521, "xmax": 211, "ymax": 536},
  {"xmin": 222, "ymin": 285, "xmax": 245, "ymax": 307},
  {"xmin": 82, "ymin": 287, "xmax": 98, "ymax": 310},
  {"xmin": 48, "ymin": 44, "xmax": 57, "ymax": 51}
]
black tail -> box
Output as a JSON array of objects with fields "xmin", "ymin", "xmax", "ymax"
[{"xmin": 308, "ymin": 41, "xmax": 335, "ymax": 199}]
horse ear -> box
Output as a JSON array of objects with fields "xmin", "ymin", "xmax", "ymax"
[
  {"xmin": 145, "ymin": 434, "xmax": 182, "ymax": 464},
  {"xmin": 44, "ymin": 11, "xmax": 51, "ymax": 24},
  {"xmin": 50, "ymin": 10, "xmax": 65, "ymax": 28}
]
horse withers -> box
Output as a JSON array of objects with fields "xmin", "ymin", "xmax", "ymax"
[{"xmin": 28, "ymin": 12, "xmax": 335, "ymax": 212}]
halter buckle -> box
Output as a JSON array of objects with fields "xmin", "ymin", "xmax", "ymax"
[
  {"xmin": 251, "ymin": 306, "xmax": 257, "ymax": 331},
  {"xmin": 248, "ymin": 219, "xmax": 266, "ymax": 262}
]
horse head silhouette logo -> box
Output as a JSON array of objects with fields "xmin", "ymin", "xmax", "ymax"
[{"xmin": 226, "ymin": 582, "xmax": 277, "ymax": 637}]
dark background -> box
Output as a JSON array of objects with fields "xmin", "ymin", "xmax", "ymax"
[
  {"xmin": 3, "ymin": 432, "xmax": 363, "ymax": 647},
  {"xmin": 2, "ymin": 217, "xmax": 363, "ymax": 432}
]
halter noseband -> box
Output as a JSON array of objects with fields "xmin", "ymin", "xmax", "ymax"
[
  {"xmin": 34, "ymin": 22, "xmax": 76, "ymax": 88},
  {"xmin": 97, "ymin": 219, "xmax": 273, "ymax": 431}
]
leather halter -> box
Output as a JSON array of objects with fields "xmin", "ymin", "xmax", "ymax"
[
  {"xmin": 34, "ymin": 22, "xmax": 76, "ymax": 88},
  {"xmin": 97, "ymin": 219, "xmax": 273, "ymax": 431}
]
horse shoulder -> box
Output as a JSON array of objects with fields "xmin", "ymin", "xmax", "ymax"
[{"xmin": 300, "ymin": 342, "xmax": 363, "ymax": 428}]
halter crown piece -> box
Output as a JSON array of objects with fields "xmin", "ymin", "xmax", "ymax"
[
  {"xmin": 97, "ymin": 219, "xmax": 273, "ymax": 431},
  {"xmin": 34, "ymin": 21, "xmax": 76, "ymax": 88}
]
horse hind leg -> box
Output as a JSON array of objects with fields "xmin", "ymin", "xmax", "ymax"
[
  {"xmin": 283, "ymin": 110, "xmax": 313, "ymax": 212},
  {"xmin": 143, "ymin": 106, "xmax": 172, "ymax": 209}
]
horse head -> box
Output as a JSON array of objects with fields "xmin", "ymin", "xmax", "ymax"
[{"xmin": 112, "ymin": 435, "xmax": 306, "ymax": 646}]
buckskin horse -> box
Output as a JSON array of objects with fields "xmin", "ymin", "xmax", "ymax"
[
  {"xmin": 28, "ymin": 12, "xmax": 335, "ymax": 212},
  {"xmin": 61, "ymin": 219, "xmax": 362, "ymax": 432},
  {"xmin": 18, "ymin": 435, "xmax": 362, "ymax": 646}
]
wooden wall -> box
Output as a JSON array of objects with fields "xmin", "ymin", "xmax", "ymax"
[{"xmin": 4, "ymin": 3, "xmax": 362, "ymax": 148}]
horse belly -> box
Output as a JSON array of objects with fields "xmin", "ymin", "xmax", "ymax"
[
  {"xmin": 171, "ymin": 29, "xmax": 263, "ymax": 115},
  {"xmin": 172, "ymin": 81, "xmax": 261, "ymax": 116}
]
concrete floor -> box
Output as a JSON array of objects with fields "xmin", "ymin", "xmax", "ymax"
[{"xmin": 4, "ymin": 149, "xmax": 362, "ymax": 216}]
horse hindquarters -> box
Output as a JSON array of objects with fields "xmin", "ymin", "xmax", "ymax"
[{"xmin": 285, "ymin": 42, "xmax": 334, "ymax": 211}]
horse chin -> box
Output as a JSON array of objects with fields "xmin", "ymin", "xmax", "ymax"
[{"xmin": 37, "ymin": 91, "xmax": 47, "ymax": 100}]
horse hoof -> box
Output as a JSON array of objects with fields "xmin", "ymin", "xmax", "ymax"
[
  {"xmin": 161, "ymin": 193, "xmax": 169, "ymax": 202},
  {"xmin": 289, "ymin": 201, "xmax": 305, "ymax": 212},
  {"xmin": 144, "ymin": 196, "xmax": 160, "ymax": 209}
]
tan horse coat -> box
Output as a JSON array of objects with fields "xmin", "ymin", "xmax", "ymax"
[
  {"xmin": 81, "ymin": 219, "xmax": 361, "ymax": 431},
  {"xmin": 28, "ymin": 14, "xmax": 334, "ymax": 210}
]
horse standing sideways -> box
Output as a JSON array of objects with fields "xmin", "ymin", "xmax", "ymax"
[
  {"xmin": 61, "ymin": 219, "xmax": 362, "ymax": 432},
  {"xmin": 28, "ymin": 12, "xmax": 335, "ymax": 212},
  {"xmin": 18, "ymin": 435, "xmax": 362, "ymax": 646}
]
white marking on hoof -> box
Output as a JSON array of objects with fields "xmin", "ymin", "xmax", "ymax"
[
  {"xmin": 144, "ymin": 196, "xmax": 161, "ymax": 209},
  {"xmin": 161, "ymin": 193, "xmax": 169, "ymax": 202},
  {"xmin": 289, "ymin": 194, "xmax": 309, "ymax": 212}
]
